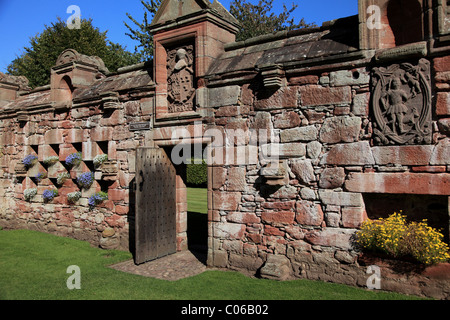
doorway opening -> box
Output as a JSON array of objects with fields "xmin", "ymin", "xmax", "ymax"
[{"xmin": 162, "ymin": 143, "xmax": 208, "ymax": 264}]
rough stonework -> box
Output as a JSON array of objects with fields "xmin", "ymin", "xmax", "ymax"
[{"xmin": 0, "ymin": 0, "xmax": 450, "ymax": 299}]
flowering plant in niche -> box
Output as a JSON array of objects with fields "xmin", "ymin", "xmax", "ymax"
[
  {"xmin": 34, "ymin": 172, "xmax": 47, "ymax": 183},
  {"xmin": 93, "ymin": 154, "xmax": 108, "ymax": 167},
  {"xmin": 22, "ymin": 154, "xmax": 38, "ymax": 168},
  {"xmin": 88, "ymin": 191, "xmax": 108, "ymax": 207},
  {"xmin": 43, "ymin": 189, "xmax": 58, "ymax": 202},
  {"xmin": 77, "ymin": 172, "xmax": 94, "ymax": 189},
  {"xmin": 24, "ymin": 188, "xmax": 37, "ymax": 202},
  {"xmin": 67, "ymin": 191, "xmax": 81, "ymax": 204},
  {"xmin": 56, "ymin": 172, "xmax": 71, "ymax": 186},
  {"xmin": 65, "ymin": 152, "xmax": 82, "ymax": 167},
  {"xmin": 43, "ymin": 156, "xmax": 59, "ymax": 166}
]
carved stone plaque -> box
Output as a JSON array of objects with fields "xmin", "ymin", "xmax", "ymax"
[
  {"xmin": 371, "ymin": 58, "xmax": 432, "ymax": 145},
  {"xmin": 167, "ymin": 44, "xmax": 195, "ymax": 113}
]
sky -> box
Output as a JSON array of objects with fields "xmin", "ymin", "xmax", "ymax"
[{"xmin": 0, "ymin": 0, "xmax": 358, "ymax": 73}]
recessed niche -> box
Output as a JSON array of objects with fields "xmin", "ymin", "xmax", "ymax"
[{"xmin": 363, "ymin": 193, "xmax": 449, "ymax": 243}]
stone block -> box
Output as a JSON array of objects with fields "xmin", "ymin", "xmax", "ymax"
[
  {"xmin": 320, "ymin": 141, "xmax": 375, "ymax": 165},
  {"xmin": 437, "ymin": 118, "xmax": 450, "ymax": 135},
  {"xmin": 372, "ymin": 145, "xmax": 433, "ymax": 166},
  {"xmin": 304, "ymin": 228, "xmax": 354, "ymax": 250},
  {"xmin": 226, "ymin": 166, "xmax": 247, "ymax": 192},
  {"xmin": 430, "ymin": 139, "xmax": 450, "ymax": 165},
  {"xmin": 212, "ymin": 191, "xmax": 241, "ymax": 211},
  {"xmin": 329, "ymin": 68, "xmax": 370, "ymax": 87},
  {"xmin": 261, "ymin": 211, "xmax": 295, "ymax": 225},
  {"xmin": 260, "ymin": 143, "xmax": 306, "ymax": 160},
  {"xmin": 342, "ymin": 207, "xmax": 367, "ymax": 228},
  {"xmin": 254, "ymin": 86, "xmax": 298, "ymax": 110},
  {"xmin": 44, "ymin": 129, "xmax": 64, "ymax": 145},
  {"xmin": 345, "ymin": 172, "xmax": 450, "ymax": 195},
  {"xmin": 226, "ymin": 212, "xmax": 260, "ymax": 224},
  {"xmin": 90, "ymin": 126, "xmax": 113, "ymax": 142},
  {"xmin": 214, "ymin": 222, "xmax": 246, "ymax": 239},
  {"xmin": 300, "ymin": 85, "xmax": 352, "ymax": 107},
  {"xmin": 208, "ymin": 85, "xmax": 240, "ymax": 107},
  {"xmin": 352, "ymin": 92, "xmax": 370, "ymax": 116},
  {"xmin": 319, "ymin": 167, "xmax": 346, "ymax": 189},
  {"xmin": 260, "ymin": 254, "xmax": 292, "ymax": 280},
  {"xmin": 319, "ymin": 116, "xmax": 361, "ymax": 144},
  {"xmin": 273, "ymin": 111, "xmax": 301, "ymax": 129},
  {"xmin": 306, "ymin": 141, "xmax": 322, "ymax": 159},
  {"xmin": 296, "ymin": 200, "xmax": 323, "ymax": 226},
  {"xmin": 280, "ymin": 125, "xmax": 318, "ymax": 142},
  {"xmin": 290, "ymin": 159, "xmax": 316, "ymax": 184},
  {"xmin": 436, "ymin": 92, "xmax": 450, "ymax": 116},
  {"xmin": 318, "ymin": 190, "xmax": 364, "ymax": 207}
]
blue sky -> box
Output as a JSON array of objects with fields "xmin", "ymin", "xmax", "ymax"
[{"xmin": 0, "ymin": 0, "xmax": 358, "ymax": 73}]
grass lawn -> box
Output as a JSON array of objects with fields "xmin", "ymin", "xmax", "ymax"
[{"xmin": 0, "ymin": 187, "xmax": 425, "ymax": 300}]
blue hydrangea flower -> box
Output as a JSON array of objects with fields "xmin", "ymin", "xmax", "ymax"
[{"xmin": 77, "ymin": 172, "xmax": 94, "ymax": 189}]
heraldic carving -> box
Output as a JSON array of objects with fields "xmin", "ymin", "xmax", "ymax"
[
  {"xmin": 371, "ymin": 58, "xmax": 432, "ymax": 145},
  {"xmin": 167, "ymin": 45, "xmax": 195, "ymax": 113}
]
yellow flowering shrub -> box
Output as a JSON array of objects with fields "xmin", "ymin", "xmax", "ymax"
[{"xmin": 356, "ymin": 212, "xmax": 450, "ymax": 265}]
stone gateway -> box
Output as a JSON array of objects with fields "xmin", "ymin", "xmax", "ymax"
[{"xmin": 0, "ymin": 0, "xmax": 449, "ymax": 299}]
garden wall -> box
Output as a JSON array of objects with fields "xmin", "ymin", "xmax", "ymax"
[{"xmin": 0, "ymin": 0, "xmax": 449, "ymax": 299}]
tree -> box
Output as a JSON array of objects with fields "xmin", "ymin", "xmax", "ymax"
[
  {"xmin": 124, "ymin": 0, "xmax": 162, "ymax": 62},
  {"xmin": 7, "ymin": 18, "xmax": 140, "ymax": 88},
  {"xmin": 229, "ymin": 0, "xmax": 316, "ymax": 42}
]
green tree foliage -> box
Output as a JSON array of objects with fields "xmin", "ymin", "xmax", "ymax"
[
  {"xmin": 7, "ymin": 18, "xmax": 140, "ymax": 88},
  {"xmin": 229, "ymin": 0, "xmax": 316, "ymax": 42},
  {"xmin": 124, "ymin": 0, "xmax": 162, "ymax": 62}
]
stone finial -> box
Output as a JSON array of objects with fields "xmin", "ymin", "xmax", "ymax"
[{"xmin": 55, "ymin": 49, "xmax": 109, "ymax": 74}]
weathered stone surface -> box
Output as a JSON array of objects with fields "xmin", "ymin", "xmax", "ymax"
[
  {"xmin": 226, "ymin": 167, "xmax": 247, "ymax": 192},
  {"xmin": 319, "ymin": 190, "xmax": 364, "ymax": 207},
  {"xmin": 306, "ymin": 141, "xmax": 322, "ymax": 159},
  {"xmin": 372, "ymin": 145, "xmax": 433, "ymax": 165},
  {"xmin": 260, "ymin": 254, "xmax": 292, "ymax": 280},
  {"xmin": 265, "ymin": 143, "xmax": 306, "ymax": 159},
  {"xmin": 304, "ymin": 228, "xmax": 354, "ymax": 250},
  {"xmin": 281, "ymin": 125, "xmax": 318, "ymax": 142},
  {"xmin": 351, "ymin": 92, "xmax": 370, "ymax": 116},
  {"xmin": 345, "ymin": 172, "xmax": 450, "ymax": 195},
  {"xmin": 273, "ymin": 111, "xmax": 301, "ymax": 129},
  {"xmin": 436, "ymin": 92, "xmax": 450, "ymax": 116},
  {"xmin": 320, "ymin": 141, "xmax": 375, "ymax": 165},
  {"xmin": 430, "ymin": 139, "xmax": 450, "ymax": 165},
  {"xmin": 319, "ymin": 167, "xmax": 346, "ymax": 189},
  {"xmin": 437, "ymin": 118, "xmax": 450, "ymax": 135},
  {"xmin": 261, "ymin": 211, "xmax": 295, "ymax": 225},
  {"xmin": 341, "ymin": 207, "xmax": 367, "ymax": 228},
  {"xmin": 290, "ymin": 159, "xmax": 316, "ymax": 184},
  {"xmin": 212, "ymin": 191, "xmax": 241, "ymax": 211},
  {"xmin": 329, "ymin": 69, "xmax": 370, "ymax": 87},
  {"xmin": 319, "ymin": 116, "xmax": 361, "ymax": 144},
  {"xmin": 296, "ymin": 200, "xmax": 323, "ymax": 226},
  {"xmin": 226, "ymin": 212, "xmax": 260, "ymax": 224},
  {"xmin": 254, "ymin": 86, "xmax": 298, "ymax": 110},
  {"xmin": 214, "ymin": 222, "xmax": 246, "ymax": 239},
  {"xmin": 299, "ymin": 85, "xmax": 352, "ymax": 107}
]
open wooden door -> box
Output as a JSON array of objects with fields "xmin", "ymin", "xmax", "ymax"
[{"xmin": 135, "ymin": 147, "xmax": 177, "ymax": 264}]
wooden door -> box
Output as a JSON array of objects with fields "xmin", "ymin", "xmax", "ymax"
[{"xmin": 135, "ymin": 147, "xmax": 177, "ymax": 264}]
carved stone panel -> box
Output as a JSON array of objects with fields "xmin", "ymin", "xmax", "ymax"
[
  {"xmin": 167, "ymin": 44, "xmax": 195, "ymax": 113},
  {"xmin": 371, "ymin": 58, "xmax": 432, "ymax": 145}
]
